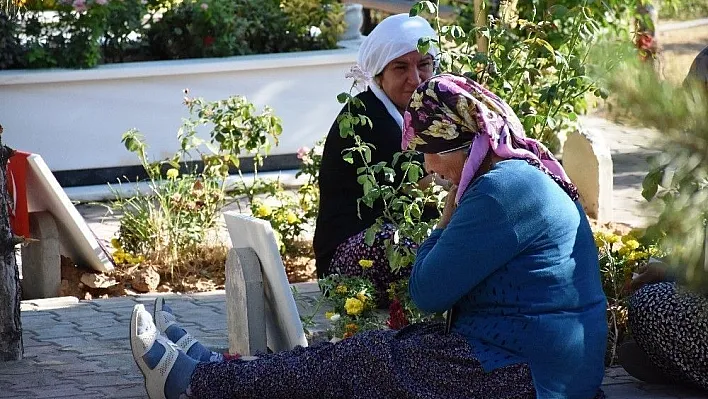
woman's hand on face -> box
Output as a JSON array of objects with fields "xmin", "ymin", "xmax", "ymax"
[
  {"xmin": 629, "ymin": 259, "xmax": 668, "ymax": 291},
  {"xmin": 417, "ymin": 173, "xmax": 452, "ymax": 191},
  {"xmin": 436, "ymin": 185, "xmax": 458, "ymax": 229}
]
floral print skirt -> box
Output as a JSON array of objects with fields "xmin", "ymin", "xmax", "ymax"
[
  {"xmin": 189, "ymin": 322, "xmax": 537, "ymax": 399},
  {"xmin": 330, "ymin": 224, "xmax": 416, "ymax": 307},
  {"xmin": 628, "ymin": 282, "xmax": 708, "ymax": 391}
]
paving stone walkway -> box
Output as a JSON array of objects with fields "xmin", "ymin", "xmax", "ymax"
[
  {"xmin": 3, "ymin": 287, "xmax": 706, "ymax": 399},
  {"xmin": 579, "ymin": 115, "xmax": 662, "ymax": 228}
]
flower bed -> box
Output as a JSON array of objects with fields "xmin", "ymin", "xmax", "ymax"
[{"xmin": 2, "ymin": 0, "xmax": 344, "ymax": 69}]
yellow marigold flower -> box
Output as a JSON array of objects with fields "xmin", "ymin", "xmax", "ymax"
[
  {"xmin": 606, "ymin": 234, "xmax": 620, "ymax": 244},
  {"xmin": 335, "ymin": 285, "xmax": 348, "ymax": 294},
  {"xmin": 166, "ymin": 168, "xmax": 179, "ymax": 180},
  {"xmin": 356, "ymin": 290, "xmax": 367, "ymax": 303},
  {"xmin": 286, "ymin": 211, "xmax": 299, "ymax": 225},
  {"xmin": 110, "ymin": 238, "xmax": 122, "ymax": 249},
  {"xmin": 325, "ymin": 311, "xmax": 335, "ymax": 320},
  {"xmin": 345, "ymin": 323, "xmax": 358, "ymax": 333},
  {"xmin": 358, "ymin": 259, "xmax": 374, "ymax": 269},
  {"xmin": 628, "ymin": 250, "xmax": 647, "ymax": 261},
  {"xmin": 623, "ymin": 239, "xmax": 640, "ymax": 251},
  {"xmin": 593, "ymin": 232, "xmax": 606, "ymax": 248},
  {"xmin": 344, "ymin": 297, "xmax": 364, "ymax": 316},
  {"xmin": 112, "ymin": 250, "xmax": 125, "ymax": 264},
  {"xmin": 255, "ymin": 203, "xmax": 272, "ymax": 218}
]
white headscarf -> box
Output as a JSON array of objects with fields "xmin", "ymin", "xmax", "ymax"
[{"xmin": 347, "ymin": 14, "xmax": 438, "ymax": 129}]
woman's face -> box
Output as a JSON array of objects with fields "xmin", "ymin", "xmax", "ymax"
[
  {"xmin": 378, "ymin": 51, "xmax": 435, "ymax": 111},
  {"xmin": 423, "ymin": 150, "xmax": 468, "ymax": 185}
]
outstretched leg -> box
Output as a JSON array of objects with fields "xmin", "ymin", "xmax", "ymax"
[
  {"xmin": 153, "ymin": 298, "xmax": 239, "ymax": 362},
  {"xmin": 188, "ymin": 322, "xmax": 535, "ymax": 399},
  {"xmin": 130, "ymin": 304, "xmax": 198, "ymax": 399}
]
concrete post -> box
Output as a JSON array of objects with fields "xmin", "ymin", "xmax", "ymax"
[
  {"xmin": 21, "ymin": 212, "xmax": 60, "ymax": 299},
  {"xmin": 225, "ymin": 247, "xmax": 267, "ymax": 356}
]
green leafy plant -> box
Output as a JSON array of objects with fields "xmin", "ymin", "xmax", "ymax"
[
  {"xmin": 20, "ymin": 0, "xmax": 110, "ymax": 68},
  {"xmin": 594, "ymin": 227, "xmax": 662, "ymax": 365},
  {"xmin": 146, "ymin": 0, "xmax": 250, "ymax": 60},
  {"xmin": 333, "ymin": 89, "xmax": 445, "ymax": 274},
  {"xmin": 280, "ymin": 0, "xmax": 344, "ymax": 51},
  {"xmin": 595, "ymin": 42, "xmax": 708, "ymax": 291},
  {"xmin": 386, "ymin": 278, "xmax": 444, "ymax": 329},
  {"xmin": 294, "ymin": 141, "xmax": 324, "ymax": 227},
  {"xmin": 0, "ymin": 11, "xmax": 24, "ymax": 69},
  {"xmin": 113, "ymin": 93, "xmax": 281, "ymax": 279},
  {"xmin": 660, "ymin": 0, "xmax": 708, "ymax": 20},
  {"xmin": 447, "ymin": 0, "xmax": 615, "ymax": 152},
  {"xmin": 9, "ymin": 0, "xmax": 345, "ymax": 69},
  {"xmin": 250, "ymin": 191, "xmax": 307, "ymax": 256}
]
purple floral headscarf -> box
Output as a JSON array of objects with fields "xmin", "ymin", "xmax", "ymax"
[{"xmin": 402, "ymin": 73, "xmax": 578, "ymax": 204}]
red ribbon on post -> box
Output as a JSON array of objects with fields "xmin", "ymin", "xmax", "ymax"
[{"xmin": 7, "ymin": 151, "xmax": 31, "ymax": 238}]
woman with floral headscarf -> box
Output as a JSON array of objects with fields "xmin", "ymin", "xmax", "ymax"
[
  {"xmin": 314, "ymin": 13, "xmax": 441, "ymax": 303},
  {"xmin": 130, "ymin": 74, "xmax": 606, "ymax": 399},
  {"xmin": 404, "ymin": 73, "xmax": 608, "ymax": 398}
]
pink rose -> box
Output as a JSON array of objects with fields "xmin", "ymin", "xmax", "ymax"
[
  {"xmin": 402, "ymin": 112, "xmax": 415, "ymax": 150},
  {"xmin": 636, "ymin": 33, "xmax": 654, "ymax": 51},
  {"xmin": 297, "ymin": 146, "xmax": 310, "ymax": 160},
  {"xmin": 72, "ymin": 0, "xmax": 87, "ymax": 11}
]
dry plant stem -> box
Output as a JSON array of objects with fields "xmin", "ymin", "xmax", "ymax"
[{"xmin": 0, "ymin": 139, "xmax": 22, "ymax": 361}]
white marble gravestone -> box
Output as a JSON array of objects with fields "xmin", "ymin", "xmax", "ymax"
[{"xmin": 223, "ymin": 212, "xmax": 309, "ymax": 353}]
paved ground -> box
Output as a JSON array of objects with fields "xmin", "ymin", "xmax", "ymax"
[
  {"xmin": 580, "ymin": 115, "xmax": 662, "ymax": 228},
  {"xmin": 1, "ymin": 116, "xmax": 702, "ymax": 398},
  {"xmin": 3, "ymin": 288, "xmax": 706, "ymax": 399}
]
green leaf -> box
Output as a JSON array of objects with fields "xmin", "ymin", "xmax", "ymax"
[
  {"xmin": 123, "ymin": 136, "xmax": 139, "ymax": 152},
  {"xmin": 363, "ymin": 147, "xmax": 372, "ymax": 163},
  {"xmin": 364, "ymin": 227, "xmax": 376, "ymax": 246},
  {"xmin": 523, "ymin": 38, "xmax": 554, "ymax": 55},
  {"xmin": 408, "ymin": 166, "xmax": 420, "ymax": 183},
  {"xmin": 409, "ymin": 1, "xmax": 422, "ymax": 17},
  {"xmin": 642, "ymin": 167, "xmax": 665, "ymax": 201},
  {"xmin": 417, "ymin": 37, "xmax": 431, "ymax": 55},
  {"xmin": 451, "ymin": 26, "xmax": 465, "ymax": 39},
  {"xmin": 418, "ymin": 0, "xmax": 436, "ymax": 14},
  {"xmin": 343, "ymin": 153, "xmax": 354, "ymax": 164},
  {"xmin": 337, "ymin": 92, "xmax": 351, "ymax": 104}
]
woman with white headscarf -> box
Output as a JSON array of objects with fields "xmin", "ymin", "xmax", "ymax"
[{"xmin": 314, "ymin": 14, "xmax": 440, "ymax": 303}]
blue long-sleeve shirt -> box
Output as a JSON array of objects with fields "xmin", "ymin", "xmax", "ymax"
[{"xmin": 410, "ymin": 160, "xmax": 607, "ymax": 399}]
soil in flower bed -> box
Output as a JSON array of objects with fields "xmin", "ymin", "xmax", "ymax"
[{"xmin": 57, "ymin": 241, "xmax": 316, "ymax": 300}]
